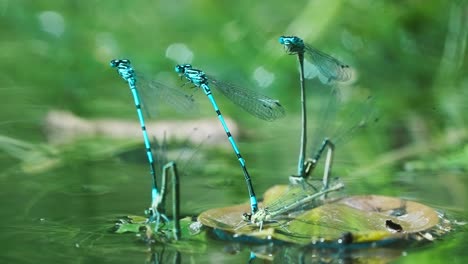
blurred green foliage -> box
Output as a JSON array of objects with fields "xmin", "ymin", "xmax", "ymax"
[{"xmin": 0, "ymin": 0, "xmax": 467, "ymax": 263}]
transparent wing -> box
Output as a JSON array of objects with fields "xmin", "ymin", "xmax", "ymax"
[
  {"xmin": 309, "ymin": 88, "xmax": 341, "ymax": 152},
  {"xmin": 137, "ymin": 74, "xmax": 197, "ymax": 118},
  {"xmin": 308, "ymin": 88, "xmax": 378, "ymax": 179},
  {"xmin": 207, "ymin": 76, "xmax": 286, "ymax": 121},
  {"xmin": 304, "ymin": 44, "xmax": 352, "ymax": 84},
  {"xmin": 311, "ymin": 92, "xmax": 377, "ymax": 151},
  {"xmin": 330, "ymin": 96, "xmax": 377, "ymax": 146},
  {"xmin": 151, "ymin": 135, "xmax": 169, "ymax": 175},
  {"xmin": 265, "ymin": 178, "xmax": 344, "ymax": 216}
]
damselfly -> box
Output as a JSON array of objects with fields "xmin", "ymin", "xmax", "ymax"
[
  {"xmin": 175, "ymin": 64, "xmax": 285, "ymax": 214},
  {"xmin": 110, "ymin": 59, "xmax": 194, "ymax": 227},
  {"xmin": 278, "ymin": 35, "xmax": 352, "ymax": 178},
  {"xmin": 147, "ymin": 136, "xmax": 182, "ymax": 240},
  {"xmin": 242, "ymin": 179, "xmax": 345, "ymax": 231}
]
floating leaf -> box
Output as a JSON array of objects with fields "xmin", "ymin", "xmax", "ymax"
[
  {"xmin": 198, "ymin": 186, "xmax": 442, "ymax": 246},
  {"xmin": 269, "ymin": 194, "xmax": 440, "ymax": 245},
  {"xmin": 113, "ymin": 215, "xmax": 147, "ymax": 234},
  {"xmin": 113, "ymin": 215, "xmax": 208, "ymax": 252}
]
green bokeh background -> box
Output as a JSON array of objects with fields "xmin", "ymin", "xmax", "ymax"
[{"xmin": 1, "ymin": 0, "xmax": 467, "ymax": 263}]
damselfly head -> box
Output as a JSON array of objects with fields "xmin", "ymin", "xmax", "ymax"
[
  {"xmin": 279, "ymin": 36, "xmax": 304, "ymax": 54},
  {"xmin": 278, "ymin": 36, "xmax": 287, "ymax": 44},
  {"xmin": 242, "ymin": 212, "xmax": 252, "ymax": 222},
  {"xmin": 279, "ymin": 36, "xmax": 303, "ymax": 45},
  {"xmin": 174, "ymin": 64, "xmax": 192, "ymax": 74},
  {"xmin": 110, "ymin": 59, "xmax": 134, "ymax": 81},
  {"xmin": 110, "ymin": 59, "xmax": 130, "ymax": 68}
]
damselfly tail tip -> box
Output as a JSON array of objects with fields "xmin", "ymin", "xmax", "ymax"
[
  {"xmin": 257, "ymin": 99, "xmax": 286, "ymax": 121},
  {"xmin": 274, "ymin": 100, "xmax": 283, "ymax": 108}
]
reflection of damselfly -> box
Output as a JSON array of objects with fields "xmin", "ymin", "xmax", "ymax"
[
  {"xmin": 175, "ymin": 64, "xmax": 285, "ymax": 215},
  {"xmin": 148, "ymin": 246, "xmax": 181, "ymax": 264}
]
